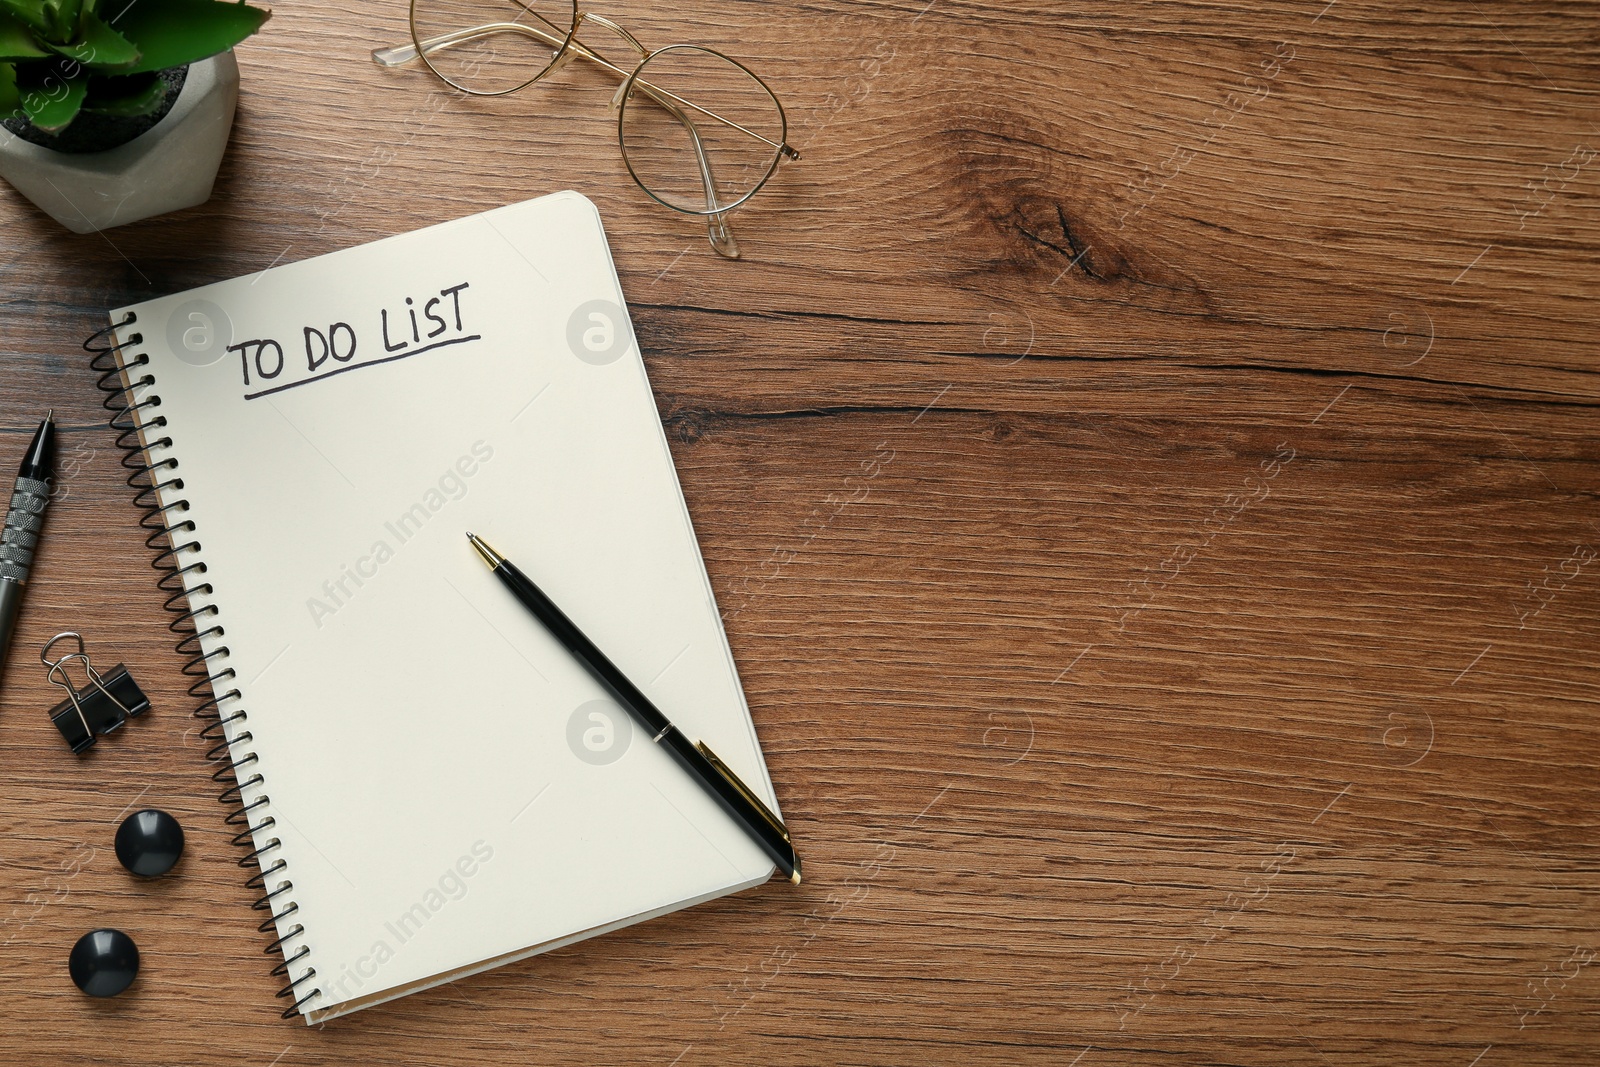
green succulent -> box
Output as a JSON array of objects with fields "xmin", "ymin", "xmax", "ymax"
[{"xmin": 0, "ymin": 0, "xmax": 270, "ymax": 135}]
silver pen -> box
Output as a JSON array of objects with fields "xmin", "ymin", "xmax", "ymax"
[{"xmin": 0, "ymin": 411, "xmax": 55, "ymax": 686}]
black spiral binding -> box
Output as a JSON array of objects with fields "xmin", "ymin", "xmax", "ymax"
[{"xmin": 86, "ymin": 315, "xmax": 322, "ymax": 1020}]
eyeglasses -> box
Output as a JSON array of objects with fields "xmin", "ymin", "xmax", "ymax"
[{"xmin": 372, "ymin": 0, "xmax": 799, "ymax": 259}]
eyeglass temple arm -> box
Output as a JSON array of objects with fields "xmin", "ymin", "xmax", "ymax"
[
  {"xmin": 624, "ymin": 79, "xmax": 739, "ymax": 258},
  {"xmin": 371, "ymin": 24, "xmax": 798, "ymax": 160},
  {"xmin": 568, "ymin": 16, "xmax": 736, "ymax": 256}
]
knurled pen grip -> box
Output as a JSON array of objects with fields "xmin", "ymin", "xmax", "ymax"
[{"xmin": 1, "ymin": 475, "xmax": 50, "ymax": 583}]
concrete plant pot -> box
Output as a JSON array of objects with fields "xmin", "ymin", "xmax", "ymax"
[{"xmin": 0, "ymin": 51, "xmax": 240, "ymax": 234}]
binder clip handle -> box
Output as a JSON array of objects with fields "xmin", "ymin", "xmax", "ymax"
[{"xmin": 42, "ymin": 632, "xmax": 149, "ymax": 754}]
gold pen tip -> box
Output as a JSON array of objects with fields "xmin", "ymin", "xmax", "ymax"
[
  {"xmin": 789, "ymin": 857, "xmax": 802, "ymax": 886},
  {"xmin": 466, "ymin": 532, "xmax": 505, "ymax": 569}
]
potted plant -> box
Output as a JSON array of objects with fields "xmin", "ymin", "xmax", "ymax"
[{"xmin": 0, "ymin": 0, "xmax": 270, "ymax": 233}]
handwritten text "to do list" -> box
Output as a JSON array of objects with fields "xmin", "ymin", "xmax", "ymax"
[{"xmin": 231, "ymin": 282, "xmax": 479, "ymax": 401}]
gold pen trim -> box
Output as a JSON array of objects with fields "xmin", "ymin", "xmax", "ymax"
[{"xmin": 695, "ymin": 740, "xmax": 791, "ymax": 846}]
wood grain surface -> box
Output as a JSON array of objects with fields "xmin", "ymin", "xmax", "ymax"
[{"xmin": 2, "ymin": 0, "xmax": 1598, "ymax": 1063}]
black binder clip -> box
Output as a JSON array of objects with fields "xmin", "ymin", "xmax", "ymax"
[{"xmin": 42, "ymin": 632, "xmax": 149, "ymax": 754}]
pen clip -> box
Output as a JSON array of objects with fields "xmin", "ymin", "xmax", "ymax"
[{"xmin": 695, "ymin": 741, "xmax": 790, "ymax": 844}]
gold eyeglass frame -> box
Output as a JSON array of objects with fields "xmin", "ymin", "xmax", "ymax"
[{"xmin": 373, "ymin": 1, "xmax": 800, "ymax": 259}]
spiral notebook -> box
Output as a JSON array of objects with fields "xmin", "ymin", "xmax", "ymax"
[{"xmin": 94, "ymin": 191, "xmax": 783, "ymax": 1023}]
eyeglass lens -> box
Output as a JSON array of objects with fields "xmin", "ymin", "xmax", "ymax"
[
  {"xmin": 410, "ymin": 0, "xmax": 578, "ymax": 95},
  {"xmin": 618, "ymin": 46, "xmax": 786, "ymax": 216}
]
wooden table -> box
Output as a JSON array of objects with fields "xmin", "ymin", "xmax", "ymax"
[{"xmin": 3, "ymin": 1, "xmax": 1597, "ymax": 1063}]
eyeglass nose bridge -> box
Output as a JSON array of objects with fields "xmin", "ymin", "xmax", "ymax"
[{"xmin": 549, "ymin": 11, "xmax": 649, "ymax": 87}]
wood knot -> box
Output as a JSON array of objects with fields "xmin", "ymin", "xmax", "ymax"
[
  {"xmin": 941, "ymin": 107, "xmax": 1167, "ymax": 293},
  {"xmin": 662, "ymin": 408, "xmax": 712, "ymax": 444}
]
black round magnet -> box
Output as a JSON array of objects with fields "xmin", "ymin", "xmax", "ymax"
[
  {"xmin": 114, "ymin": 809, "xmax": 185, "ymax": 877},
  {"xmin": 68, "ymin": 928, "xmax": 140, "ymax": 997}
]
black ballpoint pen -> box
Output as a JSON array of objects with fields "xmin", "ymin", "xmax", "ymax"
[
  {"xmin": 466, "ymin": 532, "xmax": 802, "ymax": 885},
  {"xmin": 0, "ymin": 411, "xmax": 55, "ymax": 687}
]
